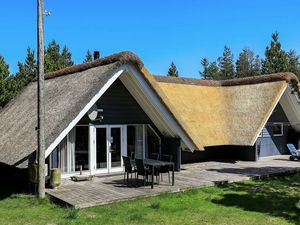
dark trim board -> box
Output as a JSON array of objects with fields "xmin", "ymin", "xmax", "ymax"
[{"xmin": 182, "ymin": 145, "xmax": 257, "ymax": 164}]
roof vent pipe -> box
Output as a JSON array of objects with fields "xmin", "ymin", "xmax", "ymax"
[{"xmin": 94, "ymin": 51, "xmax": 100, "ymax": 60}]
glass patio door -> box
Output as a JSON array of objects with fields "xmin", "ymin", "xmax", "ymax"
[{"xmin": 96, "ymin": 126, "xmax": 122, "ymax": 173}]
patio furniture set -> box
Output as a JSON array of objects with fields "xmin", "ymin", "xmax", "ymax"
[{"xmin": 122, "ymin": 154, "xmax": 175, "ymax": 189}]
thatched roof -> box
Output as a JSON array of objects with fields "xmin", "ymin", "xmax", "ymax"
[
  {"xmin": 155, "ymin": 75, "xmax": 293, "ymax": 148},
  {"xmin": 0, "ymin": 51, "xmax": 197, "ymax": 167},
  {"xmin": 0, "ymin": 62, "xmax": 122, "ymax": 167},
  {"xmin": 0, "ymin": 49, "xmax": 299, "ymax": 167}
]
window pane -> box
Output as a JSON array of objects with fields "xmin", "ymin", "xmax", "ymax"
[
  {"xmin": 147, "ymin": 125, "xmax": 160, "ymax": 159},
  {"xmin": 127, "ymin": 125, "xmax": 136, "ymax": 158},
  {"xmin": 111, "ymin": 127, "xmax": 121, "ymax": 168},
  {"xmin": 59, "ymin": 137, "xmax": 68, "ymax": 173},
  {"xmin": 50, "ymin": 148, "xmax": 59, "ymax": 169},
  {"xmin": 273, "ymin": 123, "xmax": 283, "ymax": 136},
  {"xmin": 135, "ymin": 125, "xmax": 144, "ymax": 159},
  {"xmin": 96, "ymin": 128, "xmax": 107, "ymax": 169},
  {"xmin": 75, "ymin": 126, "xmax": 89, "ymax": 171}
]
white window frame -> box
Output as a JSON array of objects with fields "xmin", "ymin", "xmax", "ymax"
[{"xmin": 273, "ymin": 122, "xmax": 283, "ymax": 137}]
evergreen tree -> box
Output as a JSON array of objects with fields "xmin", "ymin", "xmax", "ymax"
[
  {"xmin": 167, "ymin": 62, "xmax": 179, "ymax": 77},
  {"xmin": 287, "ymin": 50, "xmax": 300, "ymax": 78},
  {"xmin": 236, "ymin": 49, "xmax": 250, "ymax": 77},
  {"xmin": 200, "ymin": 58, "xmax": 210, "ymax": 79},
  {"xmin": 45, "ymin": 40, "xmax": 60, "ymax": 73},
  {"xmin": 236, "ymin": 48, "xmax": 261, "ymax": 77},
  {"xmin": 262, "ymin": 32, "xmax": 288, "ymax": 74},
  {"xmin": 0, "ymin": 55, "xmax": 16, "ymax": 108},
  {"xmin": 83, "ymin": 50, "xmax": 93, "ymax": 63},
  {"xmin": 15, "ymin": 47, "xmax": 37, "ymax": 89},
  {"xmin": 60, "ymin": 46, "xmax": 74, "ymax": 68},
  {"xmin": 218, "ymin": 46, "xmax": 235, "ymax": 79},
  {"xmin": 206, "ymin": 61, "xmax": 221, "ymax": 80},
  {"xmin": 253, "ymin": 55, "xmax": 262, "ymax": 76},
  {"xmin": 200, "ymin": 58, "xmax": 220, "ymax": 80},
  {"xmin": 44, "ymin": 40, "xmax": 74, "ymax": 73}
]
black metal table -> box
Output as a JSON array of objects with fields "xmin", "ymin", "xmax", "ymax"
[{"xmin": 144, "ymin": 159, "xmax": 175, "ymax": 189}]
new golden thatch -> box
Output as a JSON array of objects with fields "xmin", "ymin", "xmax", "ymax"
[{"xmin": 155, "ymin": 76, "xmax": 293, "ymax": 150}]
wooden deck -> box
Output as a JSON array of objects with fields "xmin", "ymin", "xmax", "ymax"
[{"xmin": 46, "ymin": 156, "xmax": 300, "ymax": 208}]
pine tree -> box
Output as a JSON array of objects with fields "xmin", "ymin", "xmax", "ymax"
[
  {"xmin": 15, "ymin": 47, "xmax": 37, "ymax": 89},
  {"xmin": 167, "ymin": 62, "xmax": 179, "ymax": 77},
  {"xmin": 253, "ymin": 55, "xmax": 262, "ymax": 76},
  {"xmin": 236, "ymin": 48, "xmax": 261, "ymax": 77},
  {"xmin": 200, "ymin": 58, "xmax": 220, "ymax": 80},
  {"xmin": 218, "ymin": 46, "xmax": 235, "ymax": 79},
  {"xmin": 0, "ymin": 55, "xmax": 16, "ymax": 108},
  {"xmin": 262, "ymin": 32, "xmax": 288, "ymax": 74},
  {"xmin": 44, "ymin": 40, "xmax": 74, "ymax": 73},
  {"xmin": 206, "ymin": 62, "xmax": 220, "ymax": 80},
  {"xmin": 287, "ymin": 50, "xmax": 300, "ymax": 78},
  {"xmin": 83, "ymin": 50, "xmax": 93, "ymax": 63},
  {"xmin": 60, "ymin": 46, "xmax": 74, "ymax": 68},
  {"xmin": 45, "ymin": 40, "xmax": 60, "ymax": 73},
  {"xmin": 200, "ymin": 58, "xmax": 210, "ymax": 79},
  {"xmin": 236, "ymin": 49, "xmax": 250, "ymax": 78}
]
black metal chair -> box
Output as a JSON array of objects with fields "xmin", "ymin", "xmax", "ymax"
[
  {"xmin": 135, "ymin": 158, "xmax": 152, "ymax": 187},
  {"xmin": 122, "ymin": 156, "xmax": 137, "ymax": 185},
  {"xmin": 159, "ymin": 154, "xmax": 173, "ymax": 183}
]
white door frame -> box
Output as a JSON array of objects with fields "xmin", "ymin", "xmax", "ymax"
[{"xmin": 93, "ymin": 125, "xmax": 125, "ymax": 174}]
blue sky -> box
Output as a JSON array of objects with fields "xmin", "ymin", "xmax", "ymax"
[{"xmin": 1, "ymin": 0, "xmax": 300, "ymax": 77}]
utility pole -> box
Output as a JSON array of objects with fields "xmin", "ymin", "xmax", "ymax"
[{"xmin": 37, "ymin": 0, "xmax": 45, "ymax": 198}]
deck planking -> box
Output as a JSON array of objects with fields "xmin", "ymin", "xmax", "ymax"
[{"xmin": 47, "ymin": 156, "xmax": 300, "ymax": 208}]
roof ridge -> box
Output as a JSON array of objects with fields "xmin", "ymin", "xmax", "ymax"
[
  {"xmin": 155, "ymin": 72, "xmax": 299, "ymax": 88},
  {"xmin": 44, "ymin": 51, "xmax": 144, "ymax": 80}
]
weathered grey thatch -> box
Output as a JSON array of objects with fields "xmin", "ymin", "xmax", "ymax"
[
  {"xmin": 44, "ymin": 51, "xmax": 144, "ymax": 80},
  {"xmin": 0, "ymin": 62, "xmax": 120, "ymax": 167}
]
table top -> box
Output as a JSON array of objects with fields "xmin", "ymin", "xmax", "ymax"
[{"xmin": 144, "ymin": 158, "xmax": 174, "ymax": 167}]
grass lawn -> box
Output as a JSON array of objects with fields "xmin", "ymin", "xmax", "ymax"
[{"xmin": 1, "ymin": 174, "xmax": 300, "ymax": 225}]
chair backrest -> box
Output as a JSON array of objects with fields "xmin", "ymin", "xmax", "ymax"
[
  {"xmin": 287, "ymin": 144, "xmax": 299, "ymax": 156},
  {"xmin": 162, "ymin": 154, "xmax": 173, "ymax": 162},
  {"xmin": 122, "ymin": 156, "xmax": 133, "ymax": 172},
  {"xmin": 135, "ymin": 158, "xmax": 146, "ymax": 174},
  {"xmin": 150, "ymin": 153, "xmax": 159, "ymax": 160},
  {"xmin": 130, "ymin": 152, "xmax": 135, "ymax": 160}
]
